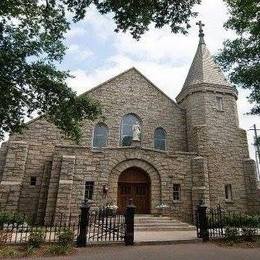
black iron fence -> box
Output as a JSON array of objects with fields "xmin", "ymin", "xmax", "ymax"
[
  {"xmin": 0, "ymin": 213, "xmax": 79, "ymax": 244},
  {"xmin": 0, "ymin": 201, "xmax": 136, "ymax": 246},
  {"xmin": 196, "ymin": 204, "xmax": 260, "ymax": 241}
]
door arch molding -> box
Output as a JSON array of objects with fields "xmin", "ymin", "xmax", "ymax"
[{"xmin": 108, "ymin": 159, "xmax": 161, "ymax": 214}]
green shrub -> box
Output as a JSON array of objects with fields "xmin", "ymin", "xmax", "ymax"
[
  {"xmin": 28, "ymin": 229, "xmax": 44, "ymax": 248},
  {"xmin": 224, "ymin": 226, "xmax": 239, "ymax": 242},
  {"xmin": 223, "ymin": 214, "xmax": 260, "ymax": 228},
  {"xmin": 0, "ymin": 212, "xmax": 25, "ymax": 227},
  {"xmin": 58, "ymin": 229, "xmax": 74, "ymax": 247},
  {"xmin": 47, "ymin": 244, "xmax": 71, "ymax": 256},
  {"xmin": 241, "ymin": 227, "xmax": 257, "ymax": 242},
  {"xmin": 0, "ymin": 246, "xmax": 19, "ymax": 257},
  {"xmin": 25, "ymin": 245, "xmax": 36, "ymax": 256}
]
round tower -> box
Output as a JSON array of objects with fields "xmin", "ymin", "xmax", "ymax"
[
  {"xmin": 176, "ymin": 21, "xmax": 238, "ymax": 153},
  {"xmin": 176, "ymin": 22, "xmax": 255, "ymax": 211}
]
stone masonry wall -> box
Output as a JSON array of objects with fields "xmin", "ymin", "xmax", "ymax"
[
  {"xmin": 44, "ymin": 145, "xmax": 196, "ymax": 223},
  {"xmin": 0, "ymin": 141, "xmax": 28, "ymax": 211},
  {"xmin": 80, "ymin": 68, "xmax": 188, "ymax": 153},
  {"xmin": 0, "ymin": 68, "xmax": 188, "ymax": 219},
  {"xmin": 0, "ymin": 119, "xmax": 74, "ymax": 218},
  {"xmin": 179, "ymin": 91, "xmax": 206, "ymax": 152},
  {"xmin": 178, "ymin": 84, "xmax": 259, "ymax": 213},
  {"xmin": 204, "ymin": 91, "xmax": 251, "ymax": 211}
]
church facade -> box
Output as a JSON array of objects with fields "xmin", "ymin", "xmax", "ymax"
[{"xmin": 0, "ymin": 31, "xmax": 259, "ymax": 224}]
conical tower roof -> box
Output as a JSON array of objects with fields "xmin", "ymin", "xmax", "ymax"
[
  {"xmin": 176, "ymin": 21, "xmax": 237, "ymax": 102},
  {"xmin": 182, "ymin": 41, "xmax": 230, "ymax": 89}
]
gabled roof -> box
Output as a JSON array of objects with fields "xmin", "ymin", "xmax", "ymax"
[
  {"xmin": 182, "ymin": 41, "xmax": 231, "ymax": 91},
  {"xmin": 26, "ymin": 67, "xmax": 184, "ymax": 127},
  {"xmin": 81, "ymin": 67, "xmax": 184, "ymax": 110}
]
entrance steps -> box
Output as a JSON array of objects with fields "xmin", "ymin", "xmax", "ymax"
[{"xmin": 134, "ymin": 215, "xmax": 196, "ymax": 231}]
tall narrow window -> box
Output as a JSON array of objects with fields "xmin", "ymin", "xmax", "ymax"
[
  {"xmin": 173, "ymin": 184, "xmax": 181, "ymax": 201},
  {"xmin": 154, "ymin": 127, "xmax": 166, "ymax": 150},
  {"xmin": 30, "ymin": 176, "xmax": 37, "ymax": 186},
  {"xmin": 216, "ymin": 96, "xmax": 223, "ymax": 111},
  {"xmin": 225, "ymin": 184, "xmax": 232, "ymax": 200},
  {"xmin": 85, "ymin": 181, "xmax": 94, "ymax": 201},
  {"xmin": 121, "ymin": 114, "xmax": 141, "ymax": 146},
  {"xmin": 93, "ymin": 123, "xmax": 108, "ymax": 148}
]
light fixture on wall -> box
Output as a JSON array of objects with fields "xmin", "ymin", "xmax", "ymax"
[{"xmin": 103, "ymin": 184, "xmax": 108, "ymax": 195}]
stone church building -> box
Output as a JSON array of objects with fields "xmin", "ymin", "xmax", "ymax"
[{"xmin": 0, "ymin": 28, "xmax": 259, "ymax": 224}]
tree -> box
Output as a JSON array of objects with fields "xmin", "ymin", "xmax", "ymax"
[
  {"xmin": 0, "ymin": 0, "xmax": 200, "ymax": 142},
  {"xmin": 216, "ymin": 0, "xmax": 260, "ymax": 115}
]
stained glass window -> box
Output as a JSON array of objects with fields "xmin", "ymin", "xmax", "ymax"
[
  {"xmin": 121, "ymin": 114, "xmax": 141, "ymax": 146},
  {"xmin": 93, "ymin": 123, "xmax": 108, "ymax": 148},
  {"xmin": 154, "ymin": 127, "xmax": 166, "ymax": 150}
]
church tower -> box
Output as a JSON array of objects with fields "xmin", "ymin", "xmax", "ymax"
[{"xmin": 176, "ymin": 22, "xmax": 258, "ymax": 211}]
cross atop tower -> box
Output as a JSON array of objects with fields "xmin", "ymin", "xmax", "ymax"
[{"xmin": 196, "ymin": 21, "xmax": 205, "ymax": 44}]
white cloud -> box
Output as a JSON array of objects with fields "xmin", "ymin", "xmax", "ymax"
[
  {"xmin": 67, "ymin": 44, "xmax": 93, "ymax": 60},
  {"xmin": 66, "ymin": 26, "xmax": 86, "ymax": 39}
]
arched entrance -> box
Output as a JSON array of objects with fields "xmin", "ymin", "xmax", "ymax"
[{"xmin": 117, "ymin": 167, "xmax": 151, "ymax": 214}]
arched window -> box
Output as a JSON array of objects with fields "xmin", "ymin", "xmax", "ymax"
[
  {"xmin": 121, "ymin": 114, "xmax": 141, "ymax": 146},
  {"xmin": 93, "ymin": 123, "xmax": 108, "ymax": 148},
  {"xmin": 154, "ymin": 127, "xmax": 166, "ymax": 150}
]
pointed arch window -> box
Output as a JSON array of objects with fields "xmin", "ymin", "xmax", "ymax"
[
  {"xmin": 93, "ymin": 123, "xmax": 108, "ymax": 148},
  {"xmin": 154, "ymin": 127, "xmax": 166, "ymax": 150},
  {"xmin": 121, "ymin": 114, "xmax": 142, "ymax": 146}
]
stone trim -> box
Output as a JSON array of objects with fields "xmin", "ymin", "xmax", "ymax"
[
  {"xmin": 176, "ymin": 83, "xmax": 238, "ymax": 103},
  {"xmin": 0, "ymin": 181, "xmax": 22, "ymax": 185},
  {"xmin": 54, "ymin": 145, "xmax": 197, "ymax": 157},
  {"xmin": 59, "ymin": 180, "xmax": 73, "ymax": 184}
]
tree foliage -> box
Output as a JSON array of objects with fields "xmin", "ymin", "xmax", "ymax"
[
  {"xmin": 62, "ymin": 0, "xmax": 201, "ymax": 39},
  {"xmin": 216, "ymin": 0, "xmax": 260, "ymax": 115},
  {"xmin": 0, "ymin": 0, "xmax": 200, "ymax": 142},
  {"xmin": 0, "ymin": 0, "xmax": 101, "ymax": 142}
]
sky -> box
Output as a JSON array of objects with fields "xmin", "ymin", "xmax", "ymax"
[{"xmin": 59, "ymin": 0, "xmax": 259, "ymax": 169}]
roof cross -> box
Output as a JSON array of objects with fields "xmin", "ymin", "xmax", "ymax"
[{"xmin": 196, "ymin": 21, "xmax": 205, "ymax": 44}]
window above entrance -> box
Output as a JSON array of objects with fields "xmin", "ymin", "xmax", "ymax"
[
  {"xmin": 93, "ymin": 123, "xmax": 108, "ymax": 148},
  {"xmin": 154, "ymin": 127, "xmax": 166, "ymax": 150},
  {"xmin": 121, "ymin": 114, "xmax": 142, "ymax": 146}
]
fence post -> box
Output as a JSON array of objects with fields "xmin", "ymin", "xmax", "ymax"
[
  {"xmin": 76, "ymin": 201, "xmax": 90, "ymax": 247},
  {"xmin": 125, "ymin": 199, "xmax": 136, "ymax": 246},
  {"xmin": 197, "ymin": 202, "xmax": 209, "ymax": 242}
]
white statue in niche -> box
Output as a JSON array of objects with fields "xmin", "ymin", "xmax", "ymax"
[{"xmin": 132, "ymin": 122, "xmax": 141, "ymax": 141}]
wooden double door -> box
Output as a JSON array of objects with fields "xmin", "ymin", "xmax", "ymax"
[{"xmin": 117, "ymin": 167, "xmax": 150, "ymax": 214}]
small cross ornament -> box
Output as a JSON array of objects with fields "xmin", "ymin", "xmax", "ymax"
[{"xmin": 196, "ymin": 21, "xmax": 205, "ymax": 44}]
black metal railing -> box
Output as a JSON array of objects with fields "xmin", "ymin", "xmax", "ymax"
[
  {"xmin": 196, "ymin": 204, "xmax": 260, "ymax": 240},
  {"xmin": 0, "ymin": 212, "xmax": 79, "ymax": 244},
  {"xmin": 0, "ymin": 201, "xmax": 136, "ymax": 246}
]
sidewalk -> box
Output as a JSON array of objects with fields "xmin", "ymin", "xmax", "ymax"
[{"xmin": 25, "ymin": 243, "xmax": 260, "ymax": 260}]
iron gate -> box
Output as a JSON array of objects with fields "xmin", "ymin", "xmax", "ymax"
[{"xmin": 87, "ymin": 211, "xmax": 125, "ymax": 242}]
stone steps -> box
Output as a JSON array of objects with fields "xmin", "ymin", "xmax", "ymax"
[{"xmin": 134, "ymin": 215, "xmax": 196, "ymax": 231}]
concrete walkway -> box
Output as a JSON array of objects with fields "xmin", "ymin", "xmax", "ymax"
[
  {"xmin": 134, "ymin": 230, "xmax": 199, "ymax": 244},
  {"xmin": 25, "ymin": 243, "xmax": 260, "ymax": 260}
]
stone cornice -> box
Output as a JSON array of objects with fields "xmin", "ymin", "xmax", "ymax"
[
  {"xmin": 176, "ymin": 83, "xmax": 238, "ymax": 103},
  {"xmin": 54, "ymin": 144, "xmax": 197, "ymax": 157}
]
